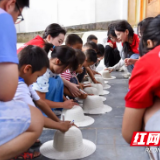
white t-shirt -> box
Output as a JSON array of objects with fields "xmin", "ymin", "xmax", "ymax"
[
  {"xmin": 14, "ymin": 82, "xmax": 40, "ymax": 107},
  {"xmin": 90, "ymin": 64, "xmax": 96, "ymax": 71},
  {"xmin": 32, "ymin": 68, "xmax": 59, "ymax": 93}
]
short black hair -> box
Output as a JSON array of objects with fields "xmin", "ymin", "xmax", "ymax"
[
  {"xmin": 18, "ymin": 45, "xmax": 49, "ymax": 73},
  {"xmin": 65, "ymin": 34, "xmax": 83, "ymax": 46},
  {"xmin": 84, "ymin": 42, "xmax": 98, "ymax": 52},
  {"xmin": 75, "ymin": 49, "xmax": 85, "ymax": 65},
  {"xmin": 97, "ymin": 44, "xmax": 104, "ymax": 56},
  {"xmin": 87, "ymin": 35, "xmax": 98, "ymax": 42},
  {"xmin": 43, "ymin": 23, "xmax": 66, "ymax": 39},
  {"xmin": 17, "ymin": 0, "xmax": 29, "ymax": 8},
  {"xmin": 84, "ymin": 49, "xmax": 97, "ymax": 63},
  {"xmin": 107, "ymin": 23, "xmax": 117, "ymax": 39},
  {"xmin": 50, "ymin": 45, "xmax": 79, "ymax": 71}
]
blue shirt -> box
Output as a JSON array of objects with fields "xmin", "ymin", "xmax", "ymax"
[{"xmin": 0, "ymin": 8, "xmax": 18, "ymax": 64}]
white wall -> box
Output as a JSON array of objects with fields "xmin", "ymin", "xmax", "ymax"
[{"xmin": 16, "ymin": 0, "xmax": 128, "ymax": 33}]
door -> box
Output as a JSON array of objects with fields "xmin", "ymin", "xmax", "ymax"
[{"xmin": 146, "ymin": 0, "xmax": 160, "ymax": 17}]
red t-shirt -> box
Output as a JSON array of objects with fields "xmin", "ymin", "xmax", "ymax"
[
  {"xmin": 17, "ymin": 35, "xmax": 45, "ymax": 53},
  {"xmin": 125, "ymin": 45, "xmax": 160, "ymax": 109},
  {"xmin": 107, "ymin": 39, "xmax": 117, "ymax": 49},
  {"xmin": 122, "ymin": 34, "xmax": 140, "ymax": 54}
]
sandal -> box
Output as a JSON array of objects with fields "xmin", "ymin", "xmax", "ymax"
[
  {"xmin": 30, "ymin": 139, "xmax": 42, "ymax": 148},
  {"xmin": 11, "ymin": 150, "xmax": 41, "ymax": 160}
]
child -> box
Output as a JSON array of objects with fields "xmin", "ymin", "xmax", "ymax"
[
  {"xmin": 104, "ymin": 23, "xmax": 121, "ymax": 67},
  {"xmin": 16, "ymin": 45, "xmax": 72, "ymax": 131},
  {"xmin": 64, "ymin": 34, "xmax": 99, "ymax": 84},
  {"xmin": 95, "ymin": 44, "xmax": 105, "ymax": 67},
  {"xmin": 62, "ymin": 34, "xmax": 83, "ymax": 83},
  {"xmin": 61, "ymin": 49, "xmax": 87, "ymax": 100},
  {"xmin": 77, "ymin": 49, "xmax": 98, "ymax": 83},
  {"xmin": 122, "ymin": 16, "xmax": 160, "ymax": 159},
  {"xmin": 82, "ymin": 42, "xmax": 101, "ymax": 76},
  {"xmin": 0, "ymin": 1, "xmax": 44, "ymax": 160},
  {"xmin": 87, "ymin": 34, "xmax": 98, "ymax": 44},
  {"xmin": 32, "ymin": 45, "xmax": 78, "ymax": 114},
  {"xmin": 65, "ymin": 34, "xmax": 83, "ymax": 50},
  {"xmin": 97, "ymin": 44, "xmax": 105, "ymax": 58}
]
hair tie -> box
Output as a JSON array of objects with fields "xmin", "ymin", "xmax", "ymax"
[{"xmin": 53, "ymin": 46, "xmax": 55, "ymax": 49}]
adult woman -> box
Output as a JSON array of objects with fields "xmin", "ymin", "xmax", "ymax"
[
  {"xmin": 123, "ymin": 15, "xmax": 160, "ymax": 160},
  {"xmin": 114, "ymin": 20, "xmax": 140, "ymax": 72}
]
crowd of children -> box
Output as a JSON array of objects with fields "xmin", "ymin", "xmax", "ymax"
[{"xmin": 0, "ymin": 0, "xmax": 160, "ymax": 159}]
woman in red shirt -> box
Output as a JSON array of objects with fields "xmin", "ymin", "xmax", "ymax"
[
  {"xmin": 17, "ymin": 23, "xmax": 66, "ymax": 53},
  {"xmin": 123, "ymin": 15, "xmax": 160, "ymax": 153},
  {"xmin": 114, "ymin": 20, "xmax": 140, "ymax": 72}
]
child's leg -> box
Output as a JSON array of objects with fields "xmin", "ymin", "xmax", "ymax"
[{"xmin": 0, "ymin": 104, "xmax": 44, "ymax": 160}]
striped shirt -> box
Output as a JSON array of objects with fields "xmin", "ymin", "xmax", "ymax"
[{"xmin": 61, "ymin": 69, "xmax": 76, "ymax": 81}]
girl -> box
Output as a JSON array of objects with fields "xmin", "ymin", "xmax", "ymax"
[
  {"xmin": 61, "ymin": 49, "xmax": 88, "ymax": 100},
  {"xmin": 123, "ymin": 16, "xmax": 160, "ymax": 160},
  {"xmin": 114, "ymin": 20, "xmax": 140, "ymax": 72},
  {"xmin": 104, "ymin": 23, "xmax": 121, "ymax": 67},
  {"xmin": 17, "ymin": 23, "xmax": 81, "ymax": 98},
  {"xmin": 33, "ymin": 45, "xmax": 78, "ymax": 115}
]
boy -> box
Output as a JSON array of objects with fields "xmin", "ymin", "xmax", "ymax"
[
  {"xmin": 63, "ymin": 34, "xmax": 87, "ymax": 99},
  {"xmin": 16, "ymin": 45, "xmax": 72, "ymax": 131},
  {"xmin": 87, "ymin": 34, "xmax": 98, "ymax": 44},
  {"xmin": 0, "ymin": 1, "xmax": 44, "ymax": 160},
  {"xmin": 65, "ymin": 35, "xmax": 100, "ymax": 84},
  {"xmin": 65, "ymin": 34, "xmax": 83, "ymax": 50},
  {"xmin": 78, "ymin": 49, "xmax": 99, "ymax": 83},
  {"xmin": 82, "ymin": 42, "xmax": 101, "ymax": 81}
]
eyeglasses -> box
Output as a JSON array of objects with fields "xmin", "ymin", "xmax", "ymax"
[{"xmin": 15, "ymin": 2, "xmax": 24, "ymax": 24}]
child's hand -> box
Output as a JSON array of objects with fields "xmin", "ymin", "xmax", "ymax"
[
  {"xmin": 93, "ymin": 79, "xmax": 101, "ymax": 84},
  {"xmin": 105, "ymin": 68, "xmax": 113, "ymax": 73},
  {"xmin": 59, "ymin": 121, "xmax": 72, "ymax": 132},
  {"xmin": 96, "ymin": 72, "xmax": 101, "ymax": 75},
  {"xmin": 78, "ymin": 93, "xmax": 88, "ymax": 99},
  {"xmin": 92, "ymin": 70, "xmax": 97, "ymax": 75},
  {"xmin": 92, "ymin": 70, "xmax": 101, "ymax": 75},
  {"xmin": 88, "ymin": 94, "xmax": 94, "ymax": 96},
  {"xmin": 82, "ymin": 84, "xmax": 92, "ymax": 88},
  {"xmin": 98, "ymin": 57, "xmax": 104, "ymax": 61},
  {"xmin": 64, "ymin": 121, "xmax": 78, "ymax": 128},
  {"xmin": 68, "ymin": 83, "xmax": 81, "ymax": 97},
  {"xmin": 63, "ymin": 99, "xmax": 78, "ymax": 109}
]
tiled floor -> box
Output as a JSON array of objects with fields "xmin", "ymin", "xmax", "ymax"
[{"xmin": 36, "ymin": 72, "xmax": 150, "ymax": 160}]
